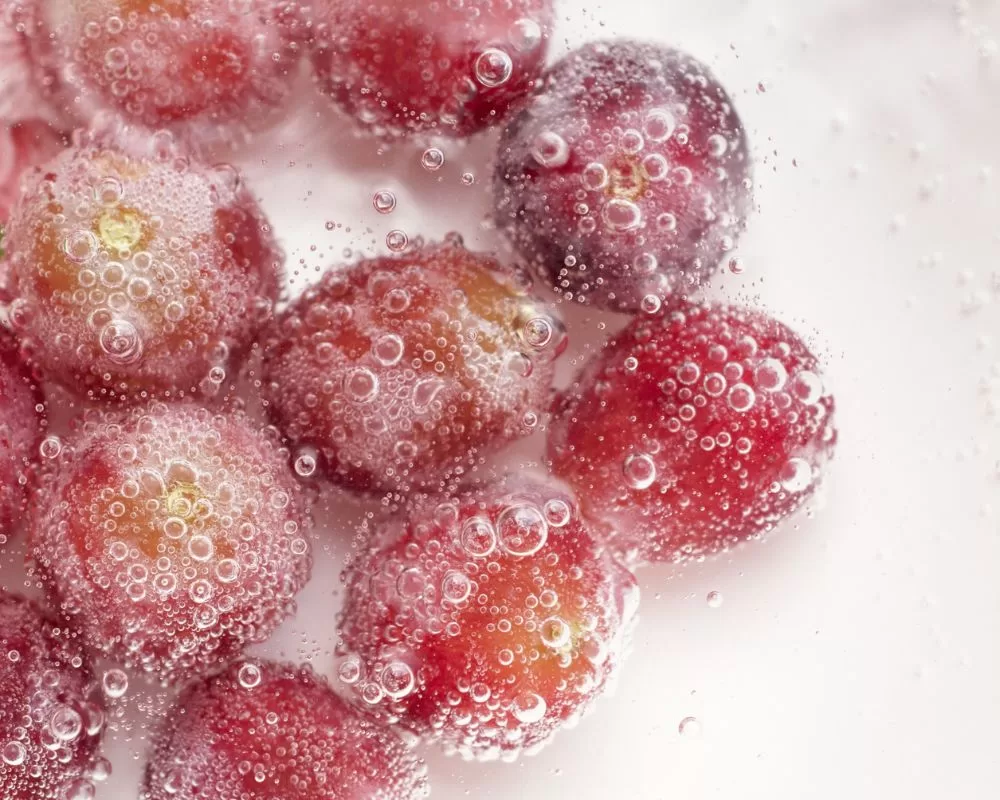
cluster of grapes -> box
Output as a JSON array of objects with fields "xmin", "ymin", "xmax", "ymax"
[{"xmin": 0, "ymin": 1, "xmax": 837, "ymax": 798}]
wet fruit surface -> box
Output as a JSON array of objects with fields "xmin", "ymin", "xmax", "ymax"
[
  {"xmin": 549, "ymin": 300, "xmax": 837, "ymax": 565},
  {"xmin": 311, "ymin": 0, "xmax": 553, "ymax": 137},
  {"xmin": 494, "ymin": 40, "xmax": 752, "ymax": 311},
  {"xmin": 261, "ymin": 239, "xmax": 564, "ymax": 493},
  {"xmin": 141, "ymin": 659, "xmax": 429, "ymax": 799},
  {"xmin": 0, "ymin": 592, "xmax": 105, "ymax": 800},
  {"xmin": 28, "ymin": 402, "xmax": 312, "ymax": 684},
  {"xmin": 337, "ymin": 478, "xmax": 639, "ymax": 761},
  {"xmin": 3, "ymin": 128, "xmax": 280, "ymax": 401},
  {"xmin": 0, "ymin": 330, "xmax": 44, "ymax": 542},
  {"xmin": 0, "ymin": 120, "xmax": 65, "ymax": 225},
  {"xmin": 21, "ymin": 0, "xmax": 303, "ymax": 143}
]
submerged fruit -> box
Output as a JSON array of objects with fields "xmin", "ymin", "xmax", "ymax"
[
  {"xmin": 262, "ymin": 238, "xmax": 564, "ymax": 493},
  {"xmin": 337, "ymin": 477, "xmax": 638, "ymax": 761},
  {"xmin": 549, "ymin": 300, "xmax": 837, "ymax": 564},
  {"xmin": 494, "ymin": 40, "xmax": 752, "ymax": 311},
  {"xmin": 141, "ymin": 659, "xmax": 429, "ymax": 799},
  {"xmin": 29, "ymin": 402, "xmax": 312, "ymax": 684}
]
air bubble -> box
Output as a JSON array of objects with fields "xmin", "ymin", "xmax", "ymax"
[
  {"xmin": 421, "ymin": 148, "xmax": 445, "ymax": 171},
  {"xmin": 441, "ymin": 570, "xmax": 472, "ymax": 603},
  {"xmin": 508, "ymin": 18, "xmax": 542, "ymax": 52},
  {"xmin": 237, "ymin": 663, "xmax": 262, "ymax": 689},
  {"xmin": 754, "ymin": 358, "xmax": 788, "ymax": 392},
  {"xmin": 779, "ymin": 458, "xmax": 812, "ymax": 492},
  {"xmin": 102, "ymin": 669, "xmax": 129, "ymax": 699},
  {"xmin": 727, "ymin": 383, "xmax": 756, "ymax": 412},
  {"xmin": 678, "ymin": 716, "xmax": 702, "ymax": 737},
  {"xmin": 386, "ymin": 230, "xmax": 408, "ymax": 252},
  {"xmin": 497, "ymin": 504, "xmax": 548, "ymax": 556},
  {"xmin": 474, "ymin": 48, "xmax": 513, "ymax": 87},
  {"xmin": 380, "ymin": 662, "xmax": 415, "ymax": 699},
  {"xmin": 99, "ymin": 320, "xmax": 143, "ymax": 365},
  {"xmin": 372, "ymin": 190, "xmax": 396, "ymax": 214},
  {"xmin": 542, "ymin": 498, "xmax": 571, "ymax": 527},
  {"xmin": 531, "ymin": 132, "xmax": 570, "ymax": 168},
  {"xmin": 623, "ymin": 453, "xmax": 656, "ymax": 490},
  {"xmin": 511, "ymin": 691, "xmax": 547, "ymax": 724},
  {"xmin": 461, "ymin": 517, "xmax": 497, "ymax": 557},
  {"xmin": 602, "ymin": 199, "xmax": 642, "ymax": 231},
  {"xmin": 706, "ymin": 591, "xmax": 723, "ymax": 608}
]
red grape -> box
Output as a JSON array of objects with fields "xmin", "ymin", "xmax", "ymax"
[
  {"xmin": 4, "ymin": 126, "xmax": 281, "ymax": 402},
  {"xmin": 337, "ymin": 477, "xmax": 639, "ymax": 761},
  {"xmin": 140, "ymin": 659, "xmax": 429, "ymax": 799},
  {"xmin": 494, "ymin": 40, "xmax": 753, "ymax": 311},
  {"xmin": 0, "ymin": 119, "xmax": 65, "ymax": 226},
  {"xmin": 28, "ymin": 402, "xmax": 313, "ymax": 684},
  {"xmin": 19, "ymin": 0, "xmax": 304, "ymax": 145},
  {"xmin": 0, "ymin": 592, "xmax": 105, "ymax": 800},
  {"xmin": 311, "ymin": 0, "xmax": 553, "ymax": 138},
  {"xmin": 261, "ymin": 238, "xmax": 564, "ymax": 493},
  {"xmin": 548, "ymin": 300, "xmax": 837, "ymax": 565}
]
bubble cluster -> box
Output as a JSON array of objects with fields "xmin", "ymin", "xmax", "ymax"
[
  {"xmin": 549, "ymin": 300, "xmax": 837, "ymax": 565},
  {"xmin": 140, "ymin": 660, "xmax": 428, "ymax": 799},
  {"xmin": 18, "ymin": 0, "xmax": 304, "ymax": 143},
  {"xmin": 0, "ymin": 330, "xmax": 44, "ymax": 540},
  {"xmin": 261, "ymin": 239, "xmax": 564, "ymax": 493},
  {"xmin": 310, "ymin": 0, "xmax": 553, "ymax": 137},
  {"xmin": 337, "ymin": 479, "xmax": 639, "ymax": 761},
  {"xmin": 0, "ymin": 593, "xmax": 105, "ymax": 800},
  {"xmin": 494, "ymin": 40, "xmax": 753, "ymax": 311},
  {"xmin": 3, "ymin": 130, "xmax": 280, "ymax": 401},
  {"xmin": 28, "ymin": 403, "xmax": 312, "ymax": 683}
]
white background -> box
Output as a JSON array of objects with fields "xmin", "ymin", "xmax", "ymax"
[{"xmin": 5, "ymin": 0, "xmax": 1000, "ymax": 797}]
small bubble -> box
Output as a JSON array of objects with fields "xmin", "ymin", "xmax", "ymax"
[
  {"xmin": 461, "ymin": 517, "xmax": 497, "ymax": 557},
  {"xmin": 678, "ymin": 716, "xmax": 702, "ymax": 737},
  {"xmin": 441, "ymin": 570, "xmax": 472, "ymax": 603},
  {"xmin": 372, "ymin": 190, "xmax": 396, "ymax": 214},
  {"xmin": 474, "ymin": 48, "xmax": 513, "ymax": 87},
  {"xmin": 99, "ymin": 320, "xmax": 142, "ymax": 365},
  {"xmin": 380, "ymin": 662, "xmax": 415, "ymax": 700},
  {"xmin": 49, "ymin": 706, "xmax": 83, "ymax": 742},
  {"xmin": 497, "ymin": 504, "xmax": 548, "ymax": 556},
  {"xmin": 102, "ymin": 669, "xmax": 129, "ymax": 699},
  {"xmin": 728, "ymin": 256, "xmax": 745, "ymax": 274},
  {"xmin": 643, "ymin": 108, "xmax": 676, "ymax": 142},
  {"xmin": 2, "ymin": 741, "xmax": 25, "ymax": 766},
  {"xmin": 540, "ymin": 617, "xmax": 571, "ymax": 648},
  {"xmin": 779, "ymin": 457, "xmax": 813, "ymax": 492},
  {"xmin": 531, "ymin": 132, "xmax": 570, "ymax": 168},
  {"xmin": 345, "ymin": 367, "xmax": 379, "ymax": 402},
  {"xmin": 511, "ymin": 691, "xmax": 547, "ymax": 724},
  {"xmin": 727, "ymin": 383, "xmax": 756, "ymax": 412},
  {"xmin": 386, "ymin": 230, "xmax": 408, "ymax": 252},
  {"xmin": 754, "ymin": 358, "xmax": 788, "ymax": 392},
  {"xmin": 461, "ymin": 172, "xmax": 475, "ymax": 185},
  {"xmin": 338, "ymin": 656, "xmax": 362, "ymax": 685},
  {"xmin": 293, "ymin": 450, "xmax": 317, "ymax": 477},
  {"xmin": 790, "ymin": 371, "xmax": 823, "ymax": 405},
  {"xmin": 508, "ymin": 17, "xmax": 542, "ymax": 52},
  {"xmin": 39, "ymin": 435, "xmax": 62, "ymax": 459},
  {"xmin": 237, "ymin": 662, "xmax": 262, "ymax": 689},
  {"xmin": 542, "ymin": 498, "xmax": 571, "ymax": 527},
  {"xmin": 421, "ymin": 147, "xmax": 445, "ymax": 171},
  {"xmin": 706, "ymin": 591, "xmax": 723, "ymax": 608},
  {"xmin": 602, "ymin": 199, "xmax": 642, "ymax": 231},
  {"xmin": 623, "ymin": 453, "xmax": 656, "ymax": 490}
]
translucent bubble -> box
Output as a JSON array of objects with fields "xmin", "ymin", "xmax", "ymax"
[
  {"xmin": 102, "ymin": 669, "xmax": 129, "ymax": 699},
  {"xmin": 95, "ymin": 177, "xmax": 124, "ymax": 207},
  {"xmin": 779, "ymin": 457, "xmax": 812, "ymax": 492},
  {"xmin": 386, "ymin": 230, "xmax": 408, "ymax": 252},
  {"xmin": 63, "ymin": 778, "xmax": 96, "ymax": 800},
  {"xmin": 706, "ymin": 591, "xmax": 724, "ymax": 608},
  {"xmin": 461, "ymin": 517, "xmax": 497, "ymax": 557},
  {"xmin": 373, "ymin": 333, "xmax": 405, "ymax": 366},
  {"xmin": 99, "ymin": 320, "xmax": 143, "ymax": 365},
  {"xmin": 474, "ymin": 48, "xmax": 513, "ymax": 87},
  {"xmin": 380, "ymin": 661, "xmax": 415, "ymax": 699},
  {"xmin": 511, "ymin": 691, "xmax": 547, "ymax": 724},
  {"xmin": 531, "ymin": 132, "xmax": 570, "ymax": 168},
  {"xmin": 293, "ymin": 451, "xmax": 317, "ymax": 477},
  {"xmin": 642, "ymin": 153, "xmax": 669, "ymax": 181},
  {"xmin": 345, "ymin": 367, "xmax": 379, "ymax": 402},
  {"xmin": 497, "ymin": 504, "xmax": 548, "ymax": 556},
  {"xmin": 644, "ymin": 108, "xmax": 677, "ymax": 142},
  {"xmin": 396, "ymin": 567, "xmax": 427, "ymax": 598},
  {"xmin": 707, "ymin": 134, "xmax": 728, "ymax": 157},
  {"xmin": 540, "ymin": 617, "xmax": 571, "ymax": 649},
  {"xmin": 441, "ymin": 570, "xmax": 472, "ymax": 603},
  {"xmin": 421, "ymin": 147, "xmax": 445, "ymax": 171},
  {"xmin": 461, "ymin": 172, "xmax": 475, "ymax": 185},
  {"xmin": 620, "ymin": 129, "xmax": 644, "ymax": 154},
  {"xmin": 623, "ymin": 453, "xmax": 656, "ymax": 490},
  {"xmin": 602, "ymin": 199, "xmax": 642, "ymax": 231},
  {"xmin": 727, "ymin": 383, "xmax": 756, "ymax": 413},
  {"xmin": 39, "ymin": 435, "xmax": 62, "ymax": 459},
  {"xmin": 2, "ymin": 741, "xmax": 25, "ymax": 766},
  {"xmin": 90, "ymin": 756, "xmax": 112, "ymax": 782},
  {"xmin": 49, "ymin": 706, "xmax": 83, "ymax": 742},
  {"xmin": 508, "ymin": 17, "xmax": 542, "ymax": 52},
  {"xmin": 187, "ymin": 536, "xmax": 214, "ymax": 562},
  {"xmin": 728, "ymin": 256, "xmax": 745, "ymax": 274},
  {"xmin": 338, "ymin": 656, "xmax": 362, "ymax": 685},
  {"xmin": 412, "ymin": 377, "xmax": 445, "ymax": 411},
  {"xmin": 640, "ymin": 294, "xmax": 662, "ymax": 314},
  {"xmin": 372, "ymin": 190, "xmax": 396, "ymax": 214},
  {"xmin": 215, "ymin": 559, "xmax": 240, "ymax": 583},
  {"xmin": 542, "ymin": 498, "xmax": 571, "ymax": 527},
  {"xmin": 237, "ymin": 662, "xmax": 262, "ymax": 689},
  {"xmin": 790, "ymin": 370, "xmax": 823, "ymax": 405},
  {"xmin": 754, "ymin": 358, "xmax": 788, "ymax": 392},
  {"xmin": 63, "ymin": 230, "xmax": 98, "ymax": 263},
  {"xmin": 521, "ymin": 317, "xmax": 553, "ymax": 349},
  {"xmin": 677, "ymin": 361, "xmax": 701, "ymax": 385}
]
